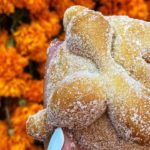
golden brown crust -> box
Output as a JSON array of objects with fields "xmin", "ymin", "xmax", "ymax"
[
  {"xmin": 72, "ymin": 114, "xmax": 149, "ymax": 150},
  {"xmin": 26, "ymin": 6, "xmax": 150, "ymax": 149},
  {"xmin": 26, "ymin": 109, "xmax": 53, "ymax": 141},
  {"xmin": 63, "ymin": 5, "xmax": 87, "ymax": 30},
  {"xmin": 44, "ymin": 41, "xmax": 97, "ymax": 106},
  {"xmin": 107, "ymin": 16, "xmax": 150, "ymax": 89},
  {"xmin": 66, "ymin": 9, "xmax": 112, "ymax": 68},
  {"xmin": 65, "ymin": 6, "xmax": 150, "ymax": 145},
  {"xmin": 47, "ymin": 71, "xmax": 107, "ymax": 129}
]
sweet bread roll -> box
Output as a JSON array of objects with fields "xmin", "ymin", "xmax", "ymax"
[
  {"xmin": 63, "ymin": 5, "xmax": 87, "ymax": 30},
  {"xmin": 45, "ymin": 39, "xmax": 107, "ymax": 129},
  {"xmin": 26, "ymin": 6, "xmax": 150, "ymax": 149},
  {"xmin": 47, "ymin": 71, "xmax": 107, "ymax": 129},
  {"xmin": 26, "ymin": 109, "xmax": 53, "ymax": 141},
  {"xmin": 44, "ymin": 40, "xmax": 98, "ymax": 105},
  {"xmin": 72, "ymin": 114, "xmax": 148, "ymax": 150},
  {"xmin": 107, "ymin": 16, "xmax": 150, "ymax": 89},
  {"xmin": 66, "ymin": 7, "xmax": 150, "ymax": 145}
]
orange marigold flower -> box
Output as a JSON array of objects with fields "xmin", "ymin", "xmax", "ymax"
[
  {"xmin": 98, "ymin": 0, "xmax": 149, "ymax": 20},
  {"xmin": 0, "ymin": 121, "xmax": 8, "ymax": 135},
  {"xmin": 145, "ymin": 0, "xmax": 150, "ymax": 20},
  {"xmin": 23, "ymin": 80, "xmax": 44, "ymax": 102},
  {"xmin": 8, "ymin": 132, "xmax": 43, "ymax": 150},
  {"xmin": 8, "ymin": 104, "xmax": 43, "ymax": 150},
  {"xmin": 14, "ymin": 22, "xmax": 48, "ymax": 62},
  {"xmin": 0, "ymin": 77, "xmax": 28, "ymax": 97},
  {"xmin": 0, "ymin": 71, "xmax": 31, "ymax": 98},
  {"xmin": 58, "ymin": 32, "xmax": 66, "ymax": 41},
  {"xmin": 74, "ymin": 0, "xmax": 95, "ymax": 9},
  {"xmin": 28, "ymin": 42, "xmax": 48, "ymax": 62},
  {"xmin": 50, "ymin": 0, "xmax": 75, "ymax": 19},
  {"xmin": 0, "ymin": 121, "xmax": 9, "ymax": 150},
  {"xmin": 8, "ymin": 134, "xmax": 33, "ymax": 150},
  {"xmin": 19, "ymin": 72, "xmax": 32, "ymax": 81},
  {"xmin": 0, "ymin": 46, "xmax": 31, "ymax": 98},
  {"xmin": 38, "ymin": 62, "xmax": 46, "ymax": 78},
  {"xmin": 25, "ymin": 0, "xmax": 48, "ymax": 14},
  {"xmin": 0, "ymin": 47, "xmax": 28, "ymax": 81},
  {"xmin": 0, "ymin": 0, "xmax": 14, "ymax": 14},
  {"xmin": 0, "ymin": 115, "xmax": 42, "ymax": 149},
  {"xmin": 35, "ymin": 10, "xmax": 61, "ymax": 39},
  {"xmin": 0, "ymin": 30, "xmax": 9, "ymax": 46},
  {"xmin": 11, "ymin": 0, "xmax": 24, "ymax": 8},
  {"xmin": 127, "ymin": 0, "xmax": 148, "ymax": 20},
  {"xmin": 12, "ymin": 0, "xmax": 48, "ymax": 14},
  {"xmin": 11, "ymin": 103, "xmax": 43, "ymax": 134},
  {"xmin": 29, "ymin": 145, "xmax": 43, "ymax": 150}
]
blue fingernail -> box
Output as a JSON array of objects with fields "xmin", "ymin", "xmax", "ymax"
[{"xmin": 48, "ymin": 128, "xmax": 64, "ymax": 150}]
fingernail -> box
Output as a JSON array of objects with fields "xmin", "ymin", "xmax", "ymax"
[{"xmin": 48, "ymin": 128, "xmax": 64, "ymax": 150}]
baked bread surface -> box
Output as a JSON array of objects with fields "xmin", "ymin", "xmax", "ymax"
[{"xmin": 26, "ymin": 6, "xmax": 150, "ymax": 150}]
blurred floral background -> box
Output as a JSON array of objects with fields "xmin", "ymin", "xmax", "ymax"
[{"xmin": 0, "ymin": 0, "xmax": 150, "ymax": 149}]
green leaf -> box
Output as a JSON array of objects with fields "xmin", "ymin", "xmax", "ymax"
[
  {"xmin": 18, "ymin": 98, "xmax": 27, "ymax": 106},
  {"xmin": 7, "ymin": 38, "xmax": 14, "ymax": 48}
]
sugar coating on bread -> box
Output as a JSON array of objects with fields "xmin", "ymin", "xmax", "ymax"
[
  {"xmin": 66, "ymin": 9, "xmax": 112, "ymax": 69},
  {"xmin": 63, "ymin": 5, "xmax": 87, "ymax": 30},
  {"xmin": 47, "ymin": 71, "xmax": 107, "ymax": 129},
  {"xmin": 26, "ymin": 6, "xmax": 150, "ymax": 149},
  {"xmin": 72, "ymin": 114, "xmax": 149, "ymax": 150},
  {"xmin": 26, "ymin": 109, "xmax": 53, "ymax": 141},
  {"xmin": 44, "ymin": 42, "xmax": 98, "ymax": 106},
  {"xmin": 44, "ymin": 41, "xmax": 107, "ymax": 129},
  {"xmin": 107, "ymin": 16, "xmax": 150, "ymax": 89},
  {"xmin": 65, "ymin": 7, "xmax": 150, "ymax": 145}
]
